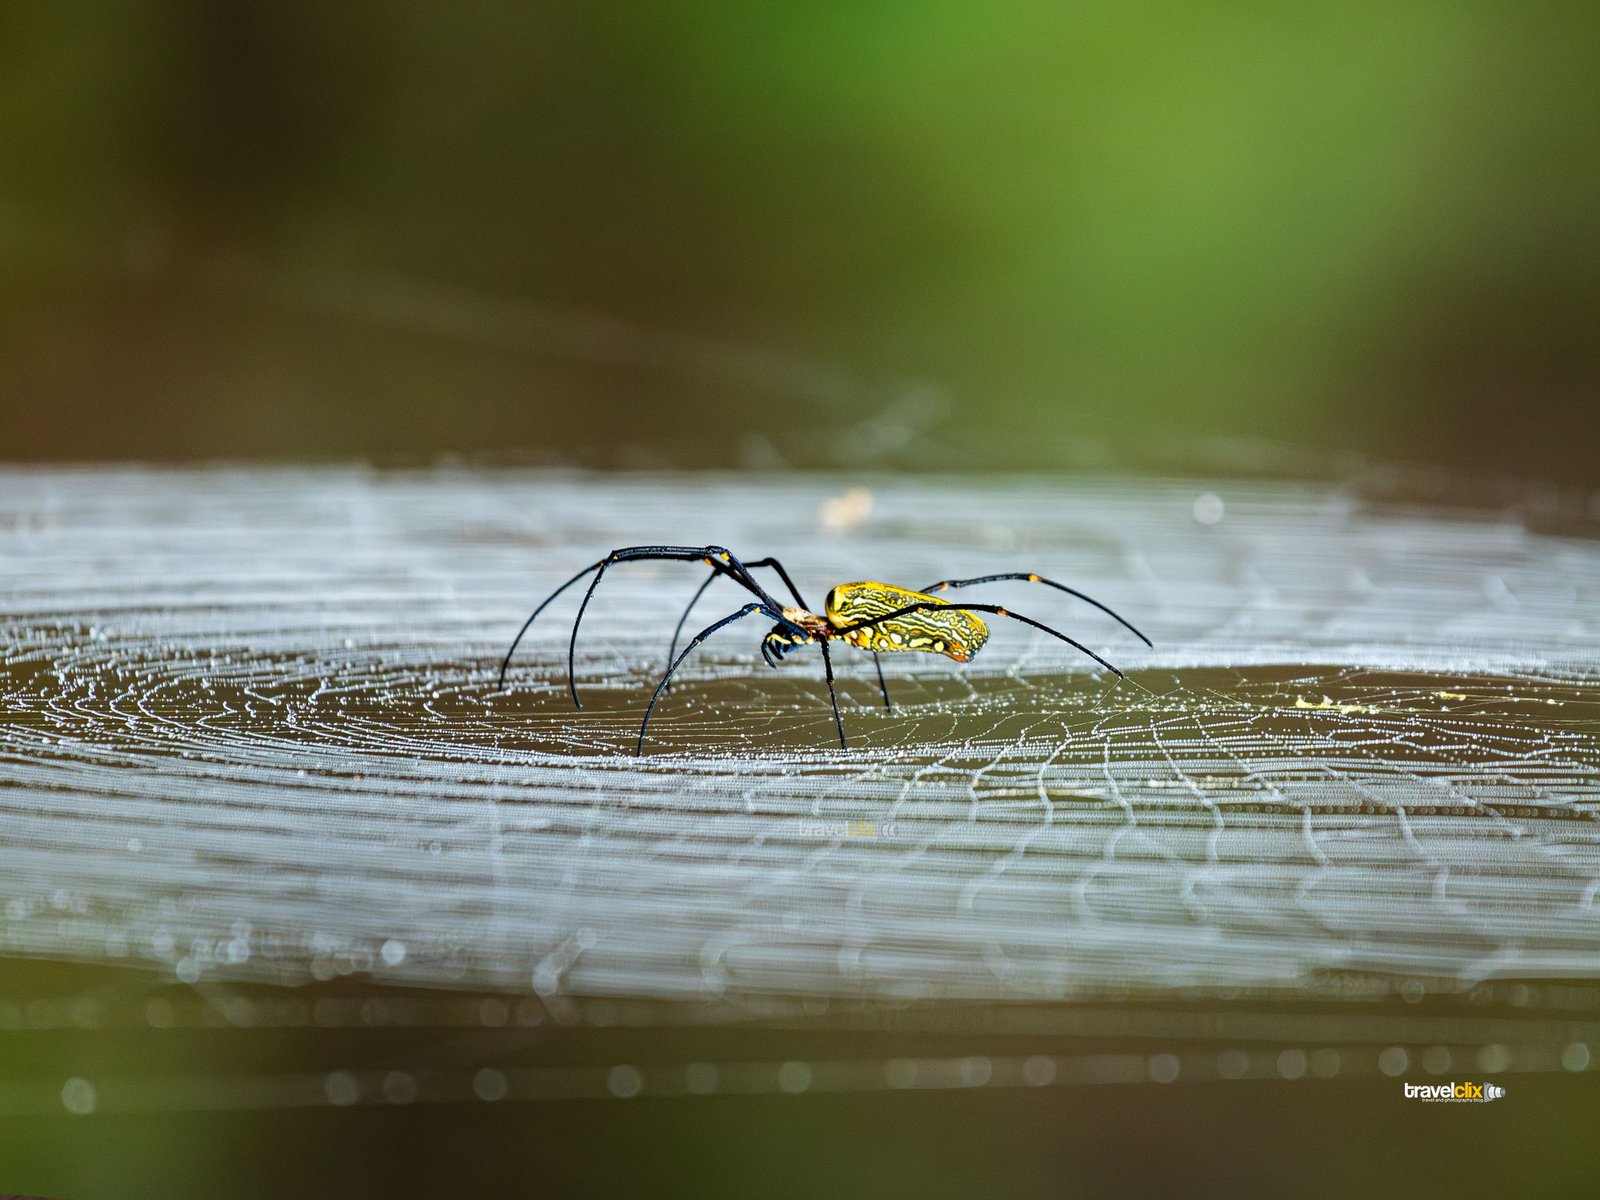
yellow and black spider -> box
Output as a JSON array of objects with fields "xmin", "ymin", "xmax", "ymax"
[{"xmin": 497, "ymin": 544, "xmax": 1152, "ymax": 755}]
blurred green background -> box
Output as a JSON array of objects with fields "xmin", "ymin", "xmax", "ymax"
[
  {"xmin": 6, "ymin": 4, "xmax": 1593, "ymax": 476},
  {"xmin": 2, "ymin": 2, "xmax": 1595, "ymax": 476}
]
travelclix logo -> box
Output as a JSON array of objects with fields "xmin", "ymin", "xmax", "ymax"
[{"xmin": 1403, "ymin": 1081, "xmax": 1506, "ymax": 1102}]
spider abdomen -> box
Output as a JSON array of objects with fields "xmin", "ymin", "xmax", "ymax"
[{"xmin": 825, "ymin": 581, "xmax": 990, "ymax": 662}]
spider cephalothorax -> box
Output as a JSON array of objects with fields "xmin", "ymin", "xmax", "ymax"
[
  {"xmin": 498, "ymin": 545, "xmax": 1151, "ymax": 754},
  {"xmin": 761, "ymin": 606, "xmax": 831, "ymax": 664}
]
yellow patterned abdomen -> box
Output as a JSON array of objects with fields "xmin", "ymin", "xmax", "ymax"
[{"xmin": 824, "ymin": 582, "xmax": 990, "ymax": 662}]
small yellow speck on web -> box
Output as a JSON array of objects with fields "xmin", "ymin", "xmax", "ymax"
[{"xmin": 1294, "ymin": 695, "xmax": 1374, "ymax": 716}]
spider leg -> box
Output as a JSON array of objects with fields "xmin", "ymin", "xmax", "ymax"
[
  {"xmin": 637, "ymin": 603, "xmax": 779, "ymax": 755},
  {"xmin": 870, "ymin": 651, "xmax": 893, "ymax": 711},
  {"xmin": 562, "ymin": 545, "xmax": 779, "ymax": 709},
  {"xmin": 743, "ymin": 556, "xmax": 810, "ymax": 609},
  {"xmin": 664, "ymin": 554, "xmax": 811, "ymax": 681},
  {"xmin": 835, "ymin": 602, "xmax": 1126, "ymax": 678},
  {"xmin": 662, "ymin": 570, "xmax": 720, "ymax": 690},
  {"xmin": 817, "ymin": 638, "xmax": 848, "ymax": 748},
  {"xmin": 739, "ymin": 556, "xmax": 902, "ymax": 713},
  {"xmin": 711, "ymin": 549, "xmax": 792, "ymax": 610},
  {"xmin": 497, "ymin": 557, "xmax": 606, "ymax": 690},
  {"xmin": 745, "ymin": 554, "xmax": 890, "ymax": 712},
  {"xmin": 919, "ymin": 573, "xmax": 1153, "ymax": 647}
]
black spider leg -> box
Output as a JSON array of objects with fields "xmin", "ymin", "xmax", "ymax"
[
  {"xmin": 816, "ymin": 637, "xmax": 848, "ymax": 747},
  {"xmin": 834, "ymin": 603, "xmax": 1126, "ymax": 678},
  {"xmin": 637, "ymin": 602, "xmax": 793, "ymax": 755},
  {"xmin": 731, "ymin": 555, "xmax": 893, "ymax": 713},
  {"xmin": 561, "ymin": 546, "xmax": 786, "ymax": 708},
  {"xmin": 661, "ymin": 557, "xmax": 855, "ymax": 742},
  {"xmin": 920, "ymin": 574, "xmax": 1153, "ymax": 647},
  {"xmin": 746, "ymin": 556, "xmax": 808, "ymax": 609},
  {"xmin": 663, "ymin": 555, "xmax": 893, "ymax": 712},
  {"xmin": 664, "ymin": 556, "xmax": 806, "ymax": 678},
  {"xmin": 497, "ymin": 556, "xmax": 607, "ymax": 690},
  {"xmin": 662, "ymin": 571, "xmax": 720, "ymax": 690},
  {"xmin": 735, "ymin": 552, "xmax": 893, "ymax": 710},
  {"xmin": 869, "ymin": 651, "xmax": 893, "ymax": 712}
]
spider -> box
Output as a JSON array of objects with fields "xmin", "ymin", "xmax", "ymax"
[{"xmin": 497, "ymin": 544, "xmax": 1152, "ymax": 755}]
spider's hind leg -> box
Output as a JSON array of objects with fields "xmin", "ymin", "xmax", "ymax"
[
  {"xmin": 834, "ymin": 601, "xmax": 1127, "ymax": 679},
  {"xmin": 919, "ymin": 572, "xmax": 1153, "ymax": 647}
]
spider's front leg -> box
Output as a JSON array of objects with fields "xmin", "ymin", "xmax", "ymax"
[
  {"xmin": 663, "ymin": 556, "xmax": 894, "ymax": 711},
  {"xmin": 497, "ymin": 544, "xmax": 784, "ymax": 705},
  {"xmin": 638, "ymin": 602, "xmax": 817, "ymax": 755}
]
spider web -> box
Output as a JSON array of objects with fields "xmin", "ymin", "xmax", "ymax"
[
  {"xmin": 2, "ymin": 467, "xmax": 1599, "ymax": 1107},
  {"xmin": 3, "ymin": 466, "xmax": 1596, "ymax": 994}
]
